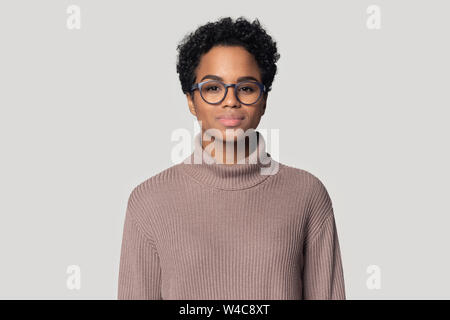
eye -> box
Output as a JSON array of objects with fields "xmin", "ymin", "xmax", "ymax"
[
  {"xmin": 239, "ymin": 86, "xmax": 254, "ymax": 93},
  {"xmin": 205, "ymin": 85, "xmax": 220, "ymax": 92}
]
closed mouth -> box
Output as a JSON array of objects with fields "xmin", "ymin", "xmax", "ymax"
[{"xmin": 216, "ymin": 115, "xmax": 245, "ymax": 120}]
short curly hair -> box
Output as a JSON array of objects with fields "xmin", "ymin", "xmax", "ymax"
[{"xmin": 176, "ymin": 16, "xmax": 280, "ymax": 96}]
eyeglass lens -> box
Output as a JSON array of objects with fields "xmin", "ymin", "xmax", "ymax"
[{"xmin": 200, "ymin": 81, "xmax": 261, "ymax": 104}]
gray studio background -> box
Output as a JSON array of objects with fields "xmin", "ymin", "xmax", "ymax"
[{"xmin": 0, "ymin": 0, "xmax": 449, "ymax": 299}]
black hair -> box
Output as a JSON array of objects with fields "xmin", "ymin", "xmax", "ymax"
[{"xmin": 176, "ymin": 16, "xmax": 280, "ymax": 96}]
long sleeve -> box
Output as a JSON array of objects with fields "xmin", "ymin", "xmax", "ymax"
[
  {"xmin": 301, "ymin": 175, "xmax": 346, "ymax": 300},
  {"xmin": 117, "ymin": 192, "xmax": 162, "ymax": 300},
  {"xmin": 302, "ymin": 211, "xmax": 346, "ymax": 299}
]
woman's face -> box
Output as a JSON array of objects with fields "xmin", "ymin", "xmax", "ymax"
[{"xmin": 186, "ymin": 45, "xmax": 267, "ymax": 142}]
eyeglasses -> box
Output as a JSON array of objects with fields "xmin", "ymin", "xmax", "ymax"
[{"xmin": 190, "ymin": 80, "xmax": 266, "ymax": 105}]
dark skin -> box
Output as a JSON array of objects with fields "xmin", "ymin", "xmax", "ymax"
[{"xmin": 186, "ymin": 45, "xmax": 267, "ymax": 164}]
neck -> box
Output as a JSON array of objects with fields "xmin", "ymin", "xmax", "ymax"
[
  {"xmin": 201, "ymin": 131, "xmax": 260, "ymax": 165},
  {"xmin": 180, "ymin": 129, "xmax": 279, "ymax": 190}
]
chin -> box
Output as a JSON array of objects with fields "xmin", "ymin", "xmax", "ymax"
[
  {"xmin": 220, "ymin": 128, "xmax": 251, "ymax": 142},
  {"xmin": 203, "ymin": 126, "xmax": 253, "ymax": 142}
]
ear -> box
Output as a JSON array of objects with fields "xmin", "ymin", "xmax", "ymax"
[{"xmin": 186, "ymin": 92, "xmax": 197, "ymax": 117}]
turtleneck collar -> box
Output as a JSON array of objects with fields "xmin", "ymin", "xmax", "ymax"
[{"xmin": 179, "ymin": 130, "xmax": 280, "ymax": 190}]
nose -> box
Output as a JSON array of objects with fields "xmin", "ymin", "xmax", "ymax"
[{"xmin": 222, "ymin": 85, "xmax": 241, "ymax": 107}]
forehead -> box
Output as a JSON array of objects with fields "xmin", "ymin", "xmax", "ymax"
[{"xmin": 195, "ymin": 46, "xmax": 261, "ymax": 82}]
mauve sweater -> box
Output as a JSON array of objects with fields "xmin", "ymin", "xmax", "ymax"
[{"xmin": 117, "ymin": 131, "xmax": 346, "ymax": 300}]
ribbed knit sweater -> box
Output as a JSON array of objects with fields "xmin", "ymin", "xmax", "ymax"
[{"xmin": 117, "ymin": 131, "xmax": 346, "ymax": 300}]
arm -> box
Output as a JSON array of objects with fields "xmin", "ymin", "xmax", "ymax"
[
  {"xmin": 302, "ymin": 178, "xmax": 346, "ymax": 300},
  {"xmin": 117, "ymin": 191, "xmax": 162, "ymax": 299},
  {"xmin": 302, "ymin": 213, "xmax": 346, "ymax": 299}
]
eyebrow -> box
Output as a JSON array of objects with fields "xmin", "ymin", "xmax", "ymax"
[{"xmin": 199, "ymin": 74, "xmax": 260, "ymax": 82}]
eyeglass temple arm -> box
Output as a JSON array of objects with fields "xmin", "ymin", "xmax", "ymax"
[{"xmin": 190, "ymin": 83, "xmax": 199, "ymax": 92}]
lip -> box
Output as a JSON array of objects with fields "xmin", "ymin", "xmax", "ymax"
[
  {"xmin": 218, "ymin": 118, "xmax": 243, "ymax": 127},
  {"xmin": 216, "ymin": 114, "xmax": 245, "ymax": 127}
]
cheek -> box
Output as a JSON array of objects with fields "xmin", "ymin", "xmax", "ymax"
[
  {"xmin": 248, "ymin": 105, "xmax": 263, "ymax": 119},
  {"xmin": 246, "ymin": 106, "xmax": 264, "ymax": 126},
  {"xmin": 195, "ymin": 104, "xmax": 216, "ymax": 125}
]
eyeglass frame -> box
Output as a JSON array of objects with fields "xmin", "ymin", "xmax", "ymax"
[{"xmin": 190, "ymin": 79, "xmax": 267, "ymax": 105}]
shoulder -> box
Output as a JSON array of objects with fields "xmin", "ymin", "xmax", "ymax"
[
  {"xmin": 126, "ymin": 162, "xmax": 186, "ymax": 214},
  {"xmin": 278, "ymin": 162, "xmax": 334, "ymax": 220},
  {"xmin": 277, "ymin": 162, "xmax": 330, "ymax": 196},
  {"xmin": 280, "ymin": 164, "xmax": 336, "ymax": 244}
]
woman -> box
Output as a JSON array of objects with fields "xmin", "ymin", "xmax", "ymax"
[{"xmin": 118, "ymin": 16, "xmax": 346, "ymax": 300}]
